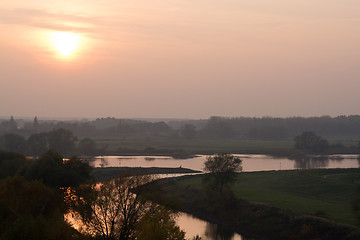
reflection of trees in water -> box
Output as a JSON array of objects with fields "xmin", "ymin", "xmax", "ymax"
[
  {"xmin": 204, "ymin": 222, "xmax": 254, "ymax": 240},
  {"xmin": 204, "ymin": 222, "xmax": 235, "ymax": 240},
  {"xmin": 292, "ymin": 156, "xmax": 330, "ymax": 169},
  {"xmin": 99, "ymin": 157, "xmax": 108, "ymax": 167}
]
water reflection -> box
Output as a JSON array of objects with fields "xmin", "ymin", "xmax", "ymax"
[
  {"xmin": 204, "ymin": 222, "xmax": 240, "ymax": 240},
  {"xmin": 98, "ymin": 157, "xmax": 108, "ymax": 168},
  {"xmin": 292, "ymin": 156, "xmax": 329, "ymax": 169},
  {"xmin": 91, "ymin": 154, "xmax": 360, "ymax": 172},
  {"xmin": 177, "ymin": 213, "xmax": 245, "ymax": 240}
]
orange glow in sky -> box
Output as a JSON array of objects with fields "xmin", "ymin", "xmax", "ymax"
[
  {"xmin": 1, "ymin": 1, "xmax": 360, "ymax": 118},
  {"xmin": 49, "ymin": 32, "xmax": 82, "ymax": 59}
]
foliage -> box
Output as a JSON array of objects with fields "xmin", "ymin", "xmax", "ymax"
[
  {"xmin": 22, "ymin": 150, "xmax": 92, "ymax": 188},
  {"xmin": 0, "ymin": 176, "xmax": 78, "ymax": 240},
  {"xmin": 78, "ymin": 138, "xmax": 96, "ymax": 155},
  {"xmin": 203, "ymin": 153, "xmax": 242, "ymax": 192},
  {"xmin": 199, "ymin": 117, "xmax": 235, "ymax": 138},
  {"xmin": 47, "ymin": 128, "xmax": 77, "ymax": 156},
  {"xmin": 70, "ymin": 175, "xmax": 153, "ymax": 240},
  {"xmin": 27, "ymin": 133, "xmax": 48, "ymax": 157},
  {"xmin": 3, "ymin": 115, "xmax": 360, "ymax": 155},
  {"xmin": 0, "ymin": 150, "xmax": 27, "ymax": 179},
  {"xmin": 180, "ymin": 124, "xmax": 197, "ymax": 139},
  {"xmin": 0, "ymin": 116, "xmax": 18, "ymax": 133},
  {"xmin": 0, "ymin": 133, "xmax": 27, "ymax": 153},
  {"xmin": 294, "ymin": 131, "xmax": 329, "ymax": 153},
  {"xmin": 136, "ymin": 206, "xmax": 185, "ymax": 240}
]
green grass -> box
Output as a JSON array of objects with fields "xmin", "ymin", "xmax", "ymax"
[
  {"xmin": 78, "ymin": 133, "xmax": 295, "ymax": 154},
  {"xmin": 178, "ymin": 168, "xmax": 360, "ymax": 226}
]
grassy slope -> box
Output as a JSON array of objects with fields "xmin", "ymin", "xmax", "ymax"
[{"xmin": 179, "ymin": 168, "xmax": 360, "ymax": 226}]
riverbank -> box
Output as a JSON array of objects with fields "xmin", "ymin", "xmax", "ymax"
[
  {"xmin": 91, "ymin": 166, "xmax": 201, "ymax": 181},
  {"xmin": 144, "ymin": 169, "xmax": 360, "ymax": 240}
]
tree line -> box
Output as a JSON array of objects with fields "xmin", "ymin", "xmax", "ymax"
[
  {"xmin": 0, "ymin": 128, "xmax": 102, "ymax": 157},
  {"xmin": 2, "ymin": 115, "xmax": 360, "ymax": 140}
]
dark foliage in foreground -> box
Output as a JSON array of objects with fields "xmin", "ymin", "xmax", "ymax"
[{"xmin": 0, "ymin": 176, "xmax": 82, "ymax": 240}]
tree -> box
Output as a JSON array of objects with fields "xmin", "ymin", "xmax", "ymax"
[
  {"xmin": 8, "ymin": 116, "xmax": 18, "ymax": 132},
  {"xmin": 294, "ymin": 131, "xmax": 329, "ymax": 153},
  {"xmin": 181, "ymin": 124, "xmax": 196, "ymax": 139},
  {"xmin": 1, "ymin": 133, "xmax": 27, "ymax": 153},
  {"xmin": 27, "ymin": 133, "xmax": 48, "ymax": 157},
  {"xmin": 62, "ymin": 156, "xmax": 92, "ymax": 187},
  {"xmin": 200, "ymin": 117, "xmax": 235, "ymax": 138},
  {"xmin": 136, "ymin": 206, "xmax": 185, "ymax": 240},
  {"xmin": 78, "ymin": 138, "xmax": 96, "ymax": 155},
  {"xmin": 70, "ymin": 175, "xmax": 153, "ymax": 240},
  {"xmin": 47, "ymin": 128, "xmax": 77, "ymax": 156},
  {"xmin": 0, "ymin": 176, "xmax": 77, "ymax": 240},
  {"xmin": 22, "ymin": 150, "xmax": 92, "ymax": 188},
  {"xmin": 33, "ymin": 116, "xmax": 39, "ymax": 132},
  {"xmin": 203, "ymin": 153, "xmax": 242, "ymax": 192},
  {"xmin": 0, "ymin": 150, "xmax": 27, "ymax": 179}
]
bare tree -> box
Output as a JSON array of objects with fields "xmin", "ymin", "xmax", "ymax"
[{"xmin": 70, "ymin": 175, "xmax": 153, "ymax": 240}]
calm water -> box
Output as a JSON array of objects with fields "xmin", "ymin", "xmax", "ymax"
[
  {"xmin": 178, "ymin": 213, "xmax": 245, "ymax": 240},
  {"xmin": 90, "ymin": 154, "xmax": 359, "ymax": 240},
  {"xmin": 91, "ymin": 154, "xmax": 360, "ymax": 172}
]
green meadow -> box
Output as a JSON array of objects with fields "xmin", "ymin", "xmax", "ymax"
[
  {"xmin": 179, "ymin": 168, "xmax": 360, "ymax": 226},
  {"xmin": 81, "ymin": 133, "xmax": 296, "ymax": 154}
]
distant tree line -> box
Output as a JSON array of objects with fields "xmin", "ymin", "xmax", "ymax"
[
  {"xmin": 200, "ymin": 115, "xmax": 360, "ymax": 139},
  {"xmin": 0, "ymin": 128, "xmax": 103, "ymax": 157},
  {"xmin": 2, "ymin": 115, "xmax": 360, "ymax": 140}
]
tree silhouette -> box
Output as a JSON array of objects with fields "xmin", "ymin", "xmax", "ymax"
[
  {"xmin": 203, "ymin": 153, "xmax": 242, "ymax": 192},
  {"xmin": 294, "ymin": 131, "xmax": 329, "ymax": 153},
  {"xmin": 1, "ymin": 133, "xmax": 27, "ymax": 153},
  {"xmin": 27, "ymin": 133, "xmax": 48, "ymax": 157},
  {"xmin": 70, "ymin": 175, "xmax": 153, "ymax": 240},
  {"xmin": 47, "ymin": 128, "xmax": 77, "ymax": 156},
  {"xmin": 181, "ymin": 124, "xmax": 196, "ymax": 139}
]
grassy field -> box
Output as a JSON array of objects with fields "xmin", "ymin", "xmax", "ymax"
[
  {"xmin": 76, "ymin": 131, "xmax": 360, "ymax": 155},
  {"xmin": 79, "ymin": 133, "xmax": 296, "ymax": 154},
  {"xmin": 179, "ymin": 168, "xmax": 360, "ymax": 226}
]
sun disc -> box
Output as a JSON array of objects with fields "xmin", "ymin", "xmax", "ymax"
[{"xmin": 49, "ymin": 32, "xmax": 82, "ymax": 57}]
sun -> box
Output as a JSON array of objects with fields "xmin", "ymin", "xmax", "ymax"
[{"xmin": 49, "ymin": 32, "xmax": 82, "ymax": 58}]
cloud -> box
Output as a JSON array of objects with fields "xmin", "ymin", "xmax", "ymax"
[{"xmin": 0, "ymin": 8, "xmax": 108, "ymax": 34}]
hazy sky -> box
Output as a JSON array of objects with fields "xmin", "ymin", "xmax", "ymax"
[{"xmin": 1, "ymin": 1, "xmax": 359, "ymax": 119}]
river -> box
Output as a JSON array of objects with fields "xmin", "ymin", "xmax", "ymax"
[
  {"xmin": 89, "ymin": 154, "xmax": 359, "ymax": 240},
  {"xmin": 91, "ymin": 154, "xmax": 360, "ymax": 172}
]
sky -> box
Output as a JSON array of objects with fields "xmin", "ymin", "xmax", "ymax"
[{"xmin": 1, "ymin": 1, "xmax": 360, "ymax": 119}]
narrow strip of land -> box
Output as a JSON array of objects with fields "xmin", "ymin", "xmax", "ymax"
[{"xmin": 92, "ymin": 166, "xmax": 201, "ymax": 181}]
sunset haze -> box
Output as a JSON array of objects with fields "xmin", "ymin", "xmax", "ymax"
[{"xmin": 1, "ymin": 0, "xmax": 359, "ymax": 118}]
